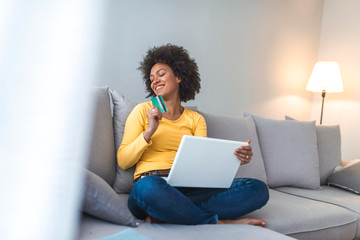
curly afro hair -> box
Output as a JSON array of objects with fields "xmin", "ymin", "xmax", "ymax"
[{"xmin": 138, "ymin": 44, "xmax": 201, "ymax": 102}]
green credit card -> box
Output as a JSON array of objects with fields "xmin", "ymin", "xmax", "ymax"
[{"xmin": 151, "ymin": 95, "xmax": 168, "ymax": 113}]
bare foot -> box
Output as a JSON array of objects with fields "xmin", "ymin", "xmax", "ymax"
[
  {"xmin": 217, "ymin": 218, "xmax": 266, "ymax": 227},
  {"xmin": 145, "ymin": 216, "xmax": 165, "ymax": 224}
]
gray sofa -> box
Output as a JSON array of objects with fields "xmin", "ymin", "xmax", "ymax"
[{"xmin": 77, "ymin": 87, "xmax": 360, "ymax": 240}]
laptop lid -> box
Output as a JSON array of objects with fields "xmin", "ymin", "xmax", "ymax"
[{"xmin": 166, "ymin": 135, "xmax": 248, "ymax": 188}]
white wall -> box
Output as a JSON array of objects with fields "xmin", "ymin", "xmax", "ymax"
[
  {"xmin": 96, "ymin": 0, "xmax": 324, "ymax": 120},
  {"xmin": 314, "ymin": 0, "xmax": 360, "ymax": 160}
]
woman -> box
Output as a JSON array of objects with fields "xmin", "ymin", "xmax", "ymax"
[{"xmin": 117, "ymin": 44, "xmax": 269, "ymax": 226}]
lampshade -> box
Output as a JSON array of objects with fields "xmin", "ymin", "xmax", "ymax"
[{"xmin": 306, "ymin": 61, "xmax": 343, "ymax": 93}]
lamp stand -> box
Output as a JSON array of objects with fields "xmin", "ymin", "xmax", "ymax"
[{"xmin": 320, "ymin": 90, "xmax": 326, "ymax": 125}]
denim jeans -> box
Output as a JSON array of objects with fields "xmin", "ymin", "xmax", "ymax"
[{"xmin": 128, "ymin": 176, "xmax": 269, "ymax": 225}]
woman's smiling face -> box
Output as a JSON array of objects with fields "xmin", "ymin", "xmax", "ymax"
[{"xmin": 150, "ymin": 63, "xmax": 181, "ymax": 99}]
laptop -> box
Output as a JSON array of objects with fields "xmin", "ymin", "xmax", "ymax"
[{"xmin": 166, "ymin": 135, "xmax": 248, "ymax": 188}]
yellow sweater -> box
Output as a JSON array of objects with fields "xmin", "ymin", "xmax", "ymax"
[{"xmin": 117, "ymin": 102, "xmax": 207, "ymax": 180}]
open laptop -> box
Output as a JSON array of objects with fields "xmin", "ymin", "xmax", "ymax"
[{"xmin": 166, "ymin": 135, "xmax": 248, "ymax": 188}]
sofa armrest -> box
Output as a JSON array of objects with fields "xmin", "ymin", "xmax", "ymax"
[{"xmin": 327, "ymin": 161, "xmax": 360, "ymax": 195}]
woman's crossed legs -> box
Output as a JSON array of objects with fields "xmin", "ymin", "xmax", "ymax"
[{"xmin": 128, "ymin": 176, "xmax": 269, "ymax": 226}]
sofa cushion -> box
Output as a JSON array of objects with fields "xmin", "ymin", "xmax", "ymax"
[
  {"xmin": 285, "ymin": 116, "xmax": 341, "ymax": 184},
  {"xmin": 110, "ymin": 89, "xmax": 137, "ymax": 194},
  {"xmin": 327, "ymin": 161, "xmax": 360, "ymax": 195},
  {"xmin": 245, "ymin": 113, "xmax": 320, "ymax": 189},
  {"xmin": 199, "ymin": 111, "xmax": 267, "ymax": 183},
  {"xmin": 275, "ymin": 185, "xmax": 360, "ymax": 238},
  {"xmin": 313, "ymin": 125, "xmax": 342, "ymax": 184},
  {"xmin": 81, "ymin": 169, "xmax": 139, "ymax": 227},
  {"xmin": 245, "ymin": 189, "xmax": 357, "ymax": 240},
  {"xmin": 86, "ymin": 86, "xmax": 116, "ymax": 186},
  {"xmin": 78, "ymin": 214, "xmax": 296, "ymax": 240}
]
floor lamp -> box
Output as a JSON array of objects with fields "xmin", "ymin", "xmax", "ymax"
[{"xmin": 306, "ymin": 61, "xmax": 343, "ymax": 125}]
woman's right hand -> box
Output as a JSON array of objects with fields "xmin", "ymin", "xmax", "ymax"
[{"xmin": 143, "ymin": 106, "xmax": 162, "ymax": 142}]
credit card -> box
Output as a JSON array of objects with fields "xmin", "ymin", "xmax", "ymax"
[{"xmin": 151, "ymin": 95, "xmax": 168, "ymax": 113}]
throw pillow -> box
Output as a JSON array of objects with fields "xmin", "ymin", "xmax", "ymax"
[
  {"xmin": 245, "ymin": 113, "xmax": 320, "ymax": 189},
  {"xmin": 82, "ymin": 169, "xmax": 139, "ymax": 226},
  {"xmin": 198, "ymin": 111, "xmax": 267, "ymax": 183},
  {"xmin": 285, "ymin": 116, "xmax": 341, "ymax": 184},
  {"xmin": 327, "ymin": 161, "xmax": 360, "ymax": 194},
  {"xmin": 110, "ymin": 89, "xmax": 137, "ymax": 194}
]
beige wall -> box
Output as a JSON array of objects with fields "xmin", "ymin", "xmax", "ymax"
[
  {"xmin": 97, "ymin": 0, "xmax": 324, "ymax": 120},
  {"xmin": 313, "ymin": 0, "xmax": 360, "ymax": 160}
]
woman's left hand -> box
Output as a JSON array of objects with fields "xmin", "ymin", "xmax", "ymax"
[{"xmin": 234, "ymin": 140, "xmax": 253, "ymax": 165}]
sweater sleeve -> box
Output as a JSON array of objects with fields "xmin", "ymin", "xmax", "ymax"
[
  {"xmin": 193, "ymin": 113, "xmax": 207, "ymax": 137},
  {"xmin": 117, "ymin": 104, "xmax": 152, "ymax": 170}
]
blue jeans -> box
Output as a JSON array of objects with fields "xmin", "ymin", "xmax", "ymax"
[{"xmin": 128, "ymin": 176, "xmax": 269, "ymax": 225}]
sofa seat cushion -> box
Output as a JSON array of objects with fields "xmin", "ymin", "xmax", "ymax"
[
  {"xmin": 244, "ymin": 189, "xmax": 357, "ymax": 240},
  {"xmin": 78, "ymin": 214, "xmax": 295, "ymax": 240},
  {"xmin": 275, "ymin": 185, "xmax": 360, "ymax": 239}
]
